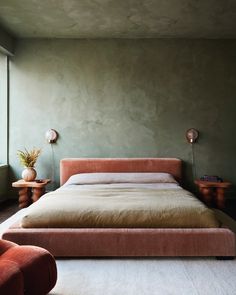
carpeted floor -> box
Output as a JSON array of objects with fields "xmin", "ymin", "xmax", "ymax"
[
  {"xmin": 50, "ymin": 257, "xmax": 236, "ymax": 295},
  {"xmin": 0, "ymin": 200, "xmax": 19, "ymax": 223},
  {"xmin": 1, "ymin": 210, "xmax": 236, "ymax": 295}
]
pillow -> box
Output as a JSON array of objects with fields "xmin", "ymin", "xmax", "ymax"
[{"xmin": 66, "ymin": 172, "xmax": 177, "ymax": 185}]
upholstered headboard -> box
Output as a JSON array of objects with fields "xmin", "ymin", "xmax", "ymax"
[{"xmin": 60, "ymin": 158, "xmax": 182, "ymax": 185}]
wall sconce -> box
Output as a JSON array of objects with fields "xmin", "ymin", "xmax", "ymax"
[
  {"xmin": 186, "ymin": 128, "xmax": 199, "ymax": 180},
  {"xmin": 186, "ymin": 128, "xmax": 199, "ymax": 144},
  {"xmin": 45, "ymin": 129, "xmax": 58, "ymax": 144}
]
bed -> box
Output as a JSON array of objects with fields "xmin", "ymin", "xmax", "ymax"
[{"xmin": 2, "ymin": 158, "xmax": 235, "ymax": 257}]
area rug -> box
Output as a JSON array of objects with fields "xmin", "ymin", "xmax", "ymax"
[
  {"xmin": 1, "ymin": 209, "xmax": 236, "ymax": 295},
  {"xmin": 50, "ymin": 257, "xmax": 236, "ymax": 295}
]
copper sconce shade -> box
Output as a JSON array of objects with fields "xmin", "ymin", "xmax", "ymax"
[{"xmin": 186, "ymin": 128, "xmax": 199, "ymax": 143}]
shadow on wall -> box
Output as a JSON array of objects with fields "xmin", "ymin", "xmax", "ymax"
[
  {"xmin": 8, "ymin": 167, "xmax": 19, "ymax": 199},
  {"xmin": 182, "ymin": 160, "xmax": 196, "ymax": 192},
  {"xmin": 0, "ymin": 166, "xmax": 9, "ymax": 202}
]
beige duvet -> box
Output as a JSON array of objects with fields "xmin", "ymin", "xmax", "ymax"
[{"xmin": 21, "ymin": 185, "xmax": 219, "ymax": 228}]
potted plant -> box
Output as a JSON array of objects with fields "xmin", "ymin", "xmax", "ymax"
[{"xmin": 17, "ymin": 148, "xmax": 41, "ymax": 181}]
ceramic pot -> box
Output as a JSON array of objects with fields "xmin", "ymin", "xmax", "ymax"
[{"xmin": 22, "ymin": 167, "xmax": 37, "ymax": 181}]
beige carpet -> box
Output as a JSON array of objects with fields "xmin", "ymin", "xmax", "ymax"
[{"xmin": 1, "ymin": 209, "xmax": 236, "ymax": 295}]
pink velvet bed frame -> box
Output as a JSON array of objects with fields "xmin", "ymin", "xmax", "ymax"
[{"xmin": 2, "ymin": 158, "xmax": 235, "ymax": 258}]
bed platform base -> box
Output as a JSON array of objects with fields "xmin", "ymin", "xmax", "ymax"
[
  {"xmin": 2, "ymin": 226, "xmax": 235, "ymax": 257},
  {"xmin": 3, "ymin": 158, "xmax": 235, "ymax": 258}
]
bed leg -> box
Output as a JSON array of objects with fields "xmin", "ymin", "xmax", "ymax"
[{"xmin": 215, "ymin": 256, "xmax": 234, "ymax": 260}]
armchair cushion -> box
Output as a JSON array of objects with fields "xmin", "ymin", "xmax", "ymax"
[
  {"xmin": 0, "ymin": 239, "xmax": 57, "ymax": 295},
  {"xmin": 0, "ymin": 259, "xmax": 24, "ymax": 295}
]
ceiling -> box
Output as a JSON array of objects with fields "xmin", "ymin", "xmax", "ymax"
[{"xmin": 0, "ymin": 0, "xmax": 236, "ymax": 39}]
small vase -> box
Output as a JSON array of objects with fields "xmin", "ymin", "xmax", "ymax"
[{"xmin": 22, "ymin": 167, "xmax": 37, "ymax": 181}]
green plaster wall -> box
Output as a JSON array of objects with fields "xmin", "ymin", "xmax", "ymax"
[
  {"xmin": 0, "ymin": 51, "xmax": 9, "ymax": 201},
  {"xmin": 0, "ymin": 53, "xmax": 8, "ymax": 165},
  {"xmin": 0, "ymin": 25, "xmax": 15, "ymax": 56},
  {"xmin": 9, "ymin": 39, "xmax": 236, "ymax": 196}
]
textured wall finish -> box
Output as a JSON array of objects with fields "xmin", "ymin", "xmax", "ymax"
[
  {"xmin": 9, "ymin": 39, "xmax": 236, "ymax": 195},
  {"xmin": 1, "ymin": 0, "xmax": 236, "ymax": 38},
  {"xmin": 0, "ymin": 53, "xmax": 9, "ymax": 201},
  {"xmin": 0, "ymin": 25, "xmax": 14, "ymax": 55},
  {"xmin": 0, "ymin": 53, "xmax": 8, "ymax": 164}
]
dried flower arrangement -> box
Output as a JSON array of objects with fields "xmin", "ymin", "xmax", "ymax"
[{"xmin": 17, "ymin": 148, "xmax": 41, "ymax": 168}]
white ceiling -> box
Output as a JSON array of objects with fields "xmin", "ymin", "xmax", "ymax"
[{"xmin": 0, "ymin": 0, "xmax": 236, "ymax": 38}]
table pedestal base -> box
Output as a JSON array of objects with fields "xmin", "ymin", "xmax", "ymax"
[
  {"xmin": 18, "ymin": 187, "xmax": 45, "ymax": 208},
  {"xmin": 18, "ymin": 188, "xmax": 32, "ymax": 208},
  {"xmin": 195, "ymin": 180, "xmax": 231, "ymax": 209}
]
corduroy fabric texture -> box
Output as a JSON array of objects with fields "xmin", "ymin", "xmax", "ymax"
[
  {"xmin": 60, "ymin": 158, "xmax": 182, "ymax": 185},
  {"xmin": 0, "ymin": 239, "xmax": 57, "ymax": 295},
  {"xmin": 0, "ymin": 259, "xmax": 24, "ymax": 295},
  {"xmin": 3, "ymin": 226, "xmax": 235, "ymax": 257}
]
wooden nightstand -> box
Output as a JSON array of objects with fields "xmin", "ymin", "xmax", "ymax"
[
  {"xmin": 12, "ymin": 179, "xmax": 51, "ymax": 208},
  {"xmin": 195, "ymin": 180, "xmax": 231, "ymax": 209}
]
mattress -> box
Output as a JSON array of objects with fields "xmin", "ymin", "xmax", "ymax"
[{"xmin": 20, "ymin": 173, "xmax": 219, "ymax": 229}]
